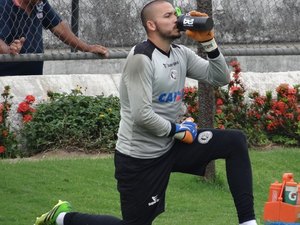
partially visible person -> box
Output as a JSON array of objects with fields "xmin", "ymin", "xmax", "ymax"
[
  {"xmin": 0, "ymin": 0, "xmax": 108, "ymax": 76},
  {"xmin": 33, "ymin": 1, "xmax": 258, "ymax": 225}
]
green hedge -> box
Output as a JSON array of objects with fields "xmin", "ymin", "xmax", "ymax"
[{"xmin": 20, "ymin": 90, "xmax": 120, "ymax": 156}]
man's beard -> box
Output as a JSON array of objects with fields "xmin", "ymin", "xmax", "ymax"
[{"xmin": 155, "ymin": 24, "xmax": 181, "ymax": 41}]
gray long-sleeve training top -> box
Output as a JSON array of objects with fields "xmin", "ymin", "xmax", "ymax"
[{"xmin": 116, "ymin": 40, "xmax": 230, "ymax": 159}]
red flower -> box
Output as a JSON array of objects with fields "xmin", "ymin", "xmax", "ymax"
[
  {"xmin": 18, "ymin": 102, "xmax": 30, "ymax": 113},
  {"xmin": 2, "ymin": 130, "xmax": 8, "ymax": 137},
  {"xmin": 230, "ymin": 60, "xmax": 240, "ymax": 67},
  {"xmin": 25, "ymin": 95, "xmax": 35, "ymax": 104},
  {"xmin": 23, "ymin": 114, "xmax": 33, "ymax": 123},
  {"xmin": 230, "ymin": 60, "xmax": 241, "ymax": 74},
  {"xmin": 230, "ymin": 86, "xmax": 240, "ymax": 94},
  {"xmin": 276, "ymin": 83, "xmax": 289, "ymax": 94},
  {"xmin": 187, "ymin": 105, "xmax": 197, "ymax": 113},
  {"xmin": 0, "ymin": 103, "xmax": 4, "ymax": 113},
  {"xmin": 17, "ymin": 95, "xmax": 37, "ymax": 124},
  {"xmin": 233, "ymin": 73, "xmax": 240, "ymax": 80},
  {"xmin": 267, "ymin": 122, "xmax": 278, "ymax": 131},
  {"xmin": 218, "ymin": 124, "xmax": 225, "ymax": 129},
  {"xmin": 272, "ymin": 101, "xmax": 287, "ymax": 114},
  {"xmin": 235, "ymin": 67, "xmax": 241, "ymax": 73},
  {"xmin": 184, "ymin": 86, "xmax": 197, "ymax": 94},
  {"xmin": 287, "ymin": 95, "xmax": 297, "ymax": 104},
  {"xmin": 216, "ymin": 98, "xmax": 223, "ymax": 106},
  {"xmin": 0, "ymin": 146, "xmax": 5, "ymax": 154},
  {"xmin": 255, "ymin": 97, "xmax": 265, "ymax": 106},
  {"xmin": 284, "ymin": 113, "xmax": 294, "ymax": 120},
  {"xmin": 254, "ymin": 112, "xmax": 261, "ymax": 120},
  {"xmin": 216, "ymin": 109, "xmax": 223, "ymax": 114},
  {"xmin": 288, "ymin": 88, "xmax": 297, "ymax": 95}
]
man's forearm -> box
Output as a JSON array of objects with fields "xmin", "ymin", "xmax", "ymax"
[{"xmin": 51, "ymin": 21, "xmax": 91, "ymax": 52}]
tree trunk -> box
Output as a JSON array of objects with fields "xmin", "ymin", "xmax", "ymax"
[{"xmin": 196, "ymin": 0, "xmax": 216, "ymax": 181}]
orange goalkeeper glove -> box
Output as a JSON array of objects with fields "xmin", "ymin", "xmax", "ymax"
[{"xmin": 185, "ymin": 11, "xmax": 218, "ymax": 52}]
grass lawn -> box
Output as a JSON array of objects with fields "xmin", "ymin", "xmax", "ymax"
[{"xmin": 0, "ymin": 147, "xmax": 299, "ymax": 225}]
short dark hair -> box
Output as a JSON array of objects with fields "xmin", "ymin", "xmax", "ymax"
[{"xmin": 140, "ymin": 0, "xmax": 171, "ymax": 32}]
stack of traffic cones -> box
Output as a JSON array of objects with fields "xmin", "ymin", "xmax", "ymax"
[{"xmin": 264, "ymin": 173, "xmax": 300, "ymax": 225}]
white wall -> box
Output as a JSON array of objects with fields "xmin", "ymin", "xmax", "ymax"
[{"xmin": 1, "ymin": 71, "xmax": 299, "ymax": 104}]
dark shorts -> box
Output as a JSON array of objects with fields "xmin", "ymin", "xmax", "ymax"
[{"xmin": 114, "ymin": 128, "xmax": 247, "ymax": 225}]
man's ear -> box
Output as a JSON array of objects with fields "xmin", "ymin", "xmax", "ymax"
[{"xmin": 147, "ymin": 20, "xmax": 156, "ymax": 32}]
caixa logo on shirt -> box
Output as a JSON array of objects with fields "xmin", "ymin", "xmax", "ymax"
[
  {"xmin": 36, "ymin": 2, "xmax": 45, "ymax": 19},
  {"xmin": 158, "ymin": 89, "xmax": 184, "ymax": 103}
]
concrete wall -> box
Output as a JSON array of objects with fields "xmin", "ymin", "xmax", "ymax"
[
  {"xmin": 43, "ymin": 54, "xmax": 300, "ymax": 75},
  {"xmin": 1, "ymin": 71, "xmax": 299, "ymax": 104}
]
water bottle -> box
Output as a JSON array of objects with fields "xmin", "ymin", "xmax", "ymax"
[
  {"xmin": 284, "ymin": 181, "xmax": 298, "ymax": 205},
  {"xmin": 297, "ymin": 183, "xmax": 300, "ymax": 205},
  {"xmin": 282, "ymin": 173, "xmax": 298, "ymax": 205},
  {"xmin": 177, "ymin": 15, "xmax": 214, "ymax": 31},
  {"xmin": 268, "ymin": 181, "xmax": 283, "ymax": 202}
]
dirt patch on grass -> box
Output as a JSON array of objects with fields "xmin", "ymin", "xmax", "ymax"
[
  {"xmin": 2, "ymin": 148, "xmax": 113, "ymax": 163},
  {"xmin": 30, "ymin": 149, "xmax": 113, "ymax": 160}
]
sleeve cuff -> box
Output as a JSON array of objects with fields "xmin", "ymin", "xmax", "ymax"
[
  {"xmin": 207, "ymin": 48, "xmax": 220, "ymax": 59},
  {"xmin": 168, "ymin": 122, "xmax": 176, "ymax": 137}
]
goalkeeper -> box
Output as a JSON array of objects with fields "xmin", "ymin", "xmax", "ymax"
[{"xmin": 34, "ymin": 1, "xmax": 258, "ymax": 225}]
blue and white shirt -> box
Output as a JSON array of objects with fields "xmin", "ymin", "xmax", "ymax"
[{"xmin": 0, "ymin": 0, "xmax": 62, "ymax": 75}]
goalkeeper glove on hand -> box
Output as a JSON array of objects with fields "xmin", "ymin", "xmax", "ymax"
[
  {"xmin": 185, "ymin": 11, "xmax": 218, "ymax": 52},
  {"xmin": 173, "ymin": 118, "xmax": 198, "ymax": 144}
]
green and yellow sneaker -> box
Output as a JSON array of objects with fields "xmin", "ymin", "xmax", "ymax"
[{"xmin": 34, "ymin": 200, "xmax": 72, "ymax": 225}]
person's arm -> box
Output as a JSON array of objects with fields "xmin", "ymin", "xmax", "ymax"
[
  {"xmin": 123, "ymin": 52, "xmax": 171, "ymax": 137},
  {"xmin": 0, "ymin": 37, "xmax": 25, "ymax": 55},
  {"xmin": 185, "ymin": 11, "xmax": 230, "ymax": 86},
  {"xmin": 185, "ymin": 46, "xmax": 230, "ymax": 86},
  {"xmin": 50, "ymin": 21, "xmax": 108, "ymax": 57}
]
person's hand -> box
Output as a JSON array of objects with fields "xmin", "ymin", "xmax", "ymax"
[
  {"xmin": 88, "ymin": 44, "xmax": 109, "ymax": 57},
  {"xmin": 9, "ymin": 37, "xmax": 25, "ymax": 55},
  {"xmin": 185, "ymin": 11, "xmax": 218, "ymax": 52},
  {"xmin": 174, "ymin": 117, "xmax": 198, "ymax": 144},
  {"xmin": 185, "ymin": 11, "xmax": 214, "ymax": 42}
]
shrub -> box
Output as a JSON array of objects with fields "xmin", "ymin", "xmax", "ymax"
[
  {"xmin": 183, "ymin": 86, "xmax": 199, "ymax": 119},
  {"xmin": 213, "ymin": 60, "xmax": 273, "ymax": 146},
  {"xmin": 214, "ymin": 60, "xmax": 248, "ymax": 130},
  {"xmin": 248, "ymin": 83, "xmax": 300, "ymax": 145},
  {"xmin": 0, "ymin": 86, "xmax": 19, "ymax": 158},
  {"xmin": 183, "ymin": 60, "xmax": 300, "ymax": 147},
  {"xmin": 20, "ymin": 88, "xmax": 120, "ymax": 156}
]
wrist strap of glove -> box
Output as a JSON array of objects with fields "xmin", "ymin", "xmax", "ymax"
[
  {"xmin": 168, "ymin": 122, "xmax": 177, "ymax": 137},
  {"xmin": 200, "ymin": 38, "xmax": 218, "ymax": 52}
]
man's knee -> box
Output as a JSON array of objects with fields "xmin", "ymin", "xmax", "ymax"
[{"xmin": 227, "ymin": 129, "xmax": 248, "ymax": 151}]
